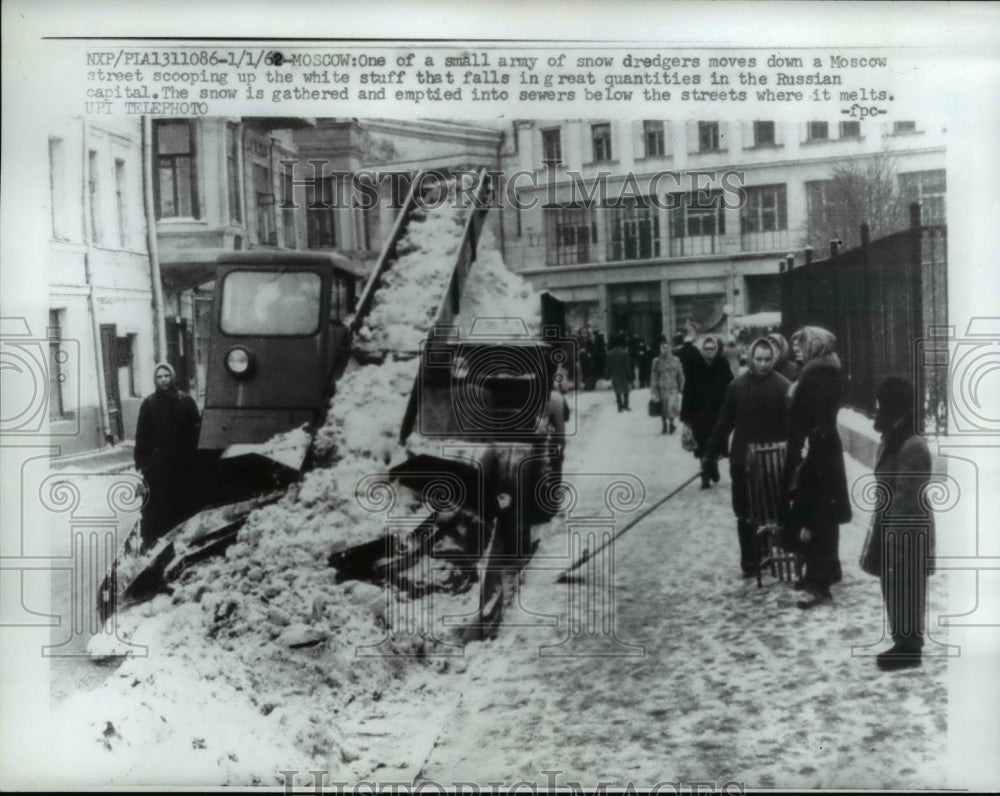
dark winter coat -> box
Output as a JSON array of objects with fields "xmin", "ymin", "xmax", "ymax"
[
  {"xmin": 678, "ymin": 342, "xmax": 734, "ymax": 438},
  {"xmin": 605, "ymin": 345, "xmax": 632, "ymax": 388},
  {"xmin": 706, "ymin": 369, "xmax": 791, "ymax": 467},
  {"xmin": 134, "ymin": 388, "xmax": 201, "ymax": 480},
  {"xmin": 781, "ymin": 354, "xmax": 852, "ymax": 531},
  {"xmin": 859, "ymin": 422, "xmax": 936, "ymax": 577}
]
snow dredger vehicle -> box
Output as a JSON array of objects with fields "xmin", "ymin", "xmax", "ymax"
[{"xmin": 100, "ymin": 169, "xmax": 570, "ymax": 640}]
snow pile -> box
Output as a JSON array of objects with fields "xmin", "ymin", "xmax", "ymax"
[
  {"xmin": 354, "ymin": 184, "xmax": 467, "ymax": 353},
  {"xmin": 450, "ymin": 227, "xmax": 541, "ymax": 339},
  {"xmin": 48, "ymin": 200, "xmax": 552, "ymax": 787}
]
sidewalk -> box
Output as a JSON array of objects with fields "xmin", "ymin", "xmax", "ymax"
[{"xmin": 49, "ymin": 441, "xmax": 137, "ymax": 474}]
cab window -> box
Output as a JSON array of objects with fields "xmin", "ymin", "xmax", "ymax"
[{"xmin": 221, "ymin": 270, "xmax": 322, "ymax": 336}]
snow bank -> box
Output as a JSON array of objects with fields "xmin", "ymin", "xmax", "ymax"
[{"xmin": 50, "ymin": 199, "xmax": 548, "ymax": 786}]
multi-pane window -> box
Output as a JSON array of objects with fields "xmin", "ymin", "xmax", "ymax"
[
  {"xmin": 668, "ymin": 191, "xmax": 726, "ymax": 256},
  {"xmin": 87, "ymin": 150, "xmax": 102, "ymax": 244},
  {"xmin": 48, "ymin": 309, "xmax": 65, "ymax": 420},
  {"xmin": 541, "ymin": 128, "xmax": 562, "ymax": 164},
  {"xmin": 643, "ymin": 121, "xmax": 665, "ymax": 157},
  {"xmin": 839, "ymin": 121, "xmax": 861, "ymax": 139},
  {"xmin": 807, "ymin": 121, "xmax": 829, "ymax": 142},
  {"xmin": 114, "ymin": 158, "xmax": 127, "ymax": 248},
  {"xmin": 281, "ymin": 163, "xmax": 296, "ymax": 248},
  {"xmin": 154, "ymin": 120, "xmax": 198, "ymax": 219},
  {"xmin": 893, "ymin": 121, "xmax": 917, "ymax": 134},
  {"xmin": 899, "ymin": 170, "xmax": 946, "ymax": 226},
  {"xmin": 753, "ymin": 121, "xmax": 776, "ymax": 147},
  {"xmin": 605, "ymin": 198, "xmax": 660, "ymax": 261},
  {"xmin": 591, "ymin": 123, "xmax": 612, "ymax": 162},
  {"xmin": 307, "ymin": 176, "xmax": 338, "ymax": 248},
  {"xmin": 741, "ymin": 184, "xmax": 788, "ymax": 251},
  {"xmin": 48, "ymin": 137, "xmax": 67, "ymax": 239},
  {"xmin": 698, "ymin": 122, "xmax": 720, "ymax": 152},
  {"xmin": 544, "ymin": 205, "xmax": 593, "ymax": 265},
  {"xmin": 226, "ymin": 124, "xmax": 242, "ymax": 224},
  {"xmin": 741, "ymin": 185, "xmax": 787, "ymax": 233},
  {"xmin": 805, "ymin": 180, "xmax": 834, "ymax": 227}
]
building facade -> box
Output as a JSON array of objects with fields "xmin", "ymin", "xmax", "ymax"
[
  {"xmin": 47, "ymin": 117, "xmax": 155, "ymax": 454},
  {"xmin": 497, "ymin": 118, "xmax": 946, "ymax": 341}
]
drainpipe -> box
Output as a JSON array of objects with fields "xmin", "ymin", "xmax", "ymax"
[
  {"xmin": 141, "ymin": 115, "xmax": 167, "ymax": 361},
  {"xmin": 496, "ymin": 129, "xmax": 506, "ymax": 260},
  {"xmin": 80, "ymin": 116, "xmax": 114, "ymax": 445}
]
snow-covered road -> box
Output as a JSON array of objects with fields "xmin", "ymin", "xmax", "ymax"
[{"xmin": 417, "ymin": 389, "xmax": 948, "ymax": 790}]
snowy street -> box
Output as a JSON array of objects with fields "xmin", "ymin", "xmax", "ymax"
[{"xmin": 415, "ymin": 388, "xmax": 948, "ymax": 790}]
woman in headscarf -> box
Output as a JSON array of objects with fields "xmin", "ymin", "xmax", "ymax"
[
  {"xmin": 705, "ymin": 337, "xmax": 791, "ymax": 575},
  {"xmin": 767, "ymin": 331, "xmax": 799, "ymax": 382},
  {"xmin": 680, "ymin": 334, "xmax": 734, "ymax": 488},
  {"xmin": 781, "ymin": 327, "xmax": 852, "ymax": 608}
]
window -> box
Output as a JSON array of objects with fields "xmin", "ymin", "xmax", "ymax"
[
  {"xmin": 541, "ymin": 128, "xmax": 562, "ymax": 164},
  {"xmin": 753, "ymin": 121, "xmax": 775, "ymax": 147},
  {"xmin": 221, "ymin": 270, "xmax": 322, "ymax": 336},
  {"xmin": 253, "ymin": 162, "xmax": 276, "ymax": 245},
  {"xmin": 87, "ymin": 150, "xmax": 102, "ymax": 244},
  {"xmin": 48, "ymin": 137, "xmax": 68, "ymax": 239},
  {"xmin": 114, "ymin": 158, "xmax": 127, "ymax": 248},
  {"xmin": 741, "ymin": 184, "xmax": 788, "ymax": 250},
  {"xmin": 643, "ymin": 121, "xmax": 665, "ymax": 157},
  {"xmin": 806, "ymin": 180, "xmax": 834, "ymax": 227},
  {"xmin": 544, "ymin": 205, "xmax": 593, "ymax": 265},
  {"xmin": 116, "ymin": 334, "xmax": 137, "ymax": 399},
  {"xmin": 605, "ymin": 198, "xmax": 660, "ymax": 261},
  {"xmin": 48, "ymin": 310, "xmax": 66, "ymax": 420},
  {"xmin": 226, "ymin": 124, "xmax": 242, "ymax": 224},
  {"xmin": 893, "ymin": 121, "xmax": 917, "ymax": 134},
  {"xmin": 668, "ymin": 191, "xmax": 726, "ymax": 256},
  {"xmin": 307, "ymin": 176, "xmax": 338, "ymax": 248},
  {"xmin": 329, "ymin": 273, "xmax": 354, "ymax": 322},
  {"xmin": 839, "ymin": 121, "xmax": 861, "ymax": 139},
  {"xmin": 591, "ymin": 123, "xmax": 612, "ymax": 162},
  {"xmin": 807, "ymin": 121, "xmax": 829, "ymax": 142},
  {"xmin": 281, "ymin": 163, "xmax": 296, "ymax": 248},
  {"xmin": 154, "ymin": 120, "xmax": 198, "ymax": 219},
  {"xmin": 698, "ymin": 122, "xmax": 720, "ymax": 152},
  {"xmin": 899, "ymin": 170, "xmax": 946, "ymax": 226}
]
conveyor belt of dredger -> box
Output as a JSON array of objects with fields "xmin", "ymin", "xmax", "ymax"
[{"xmin": 315, "ymin": 167, "xmax": 494, "ymax": 447}]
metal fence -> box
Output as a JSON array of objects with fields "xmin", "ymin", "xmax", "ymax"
[{"xmin": 780, "ymin": 209, "xmax": 947, "ymax": 434}]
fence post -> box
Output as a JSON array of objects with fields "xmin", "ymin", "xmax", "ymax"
[
  {"xmin": 829, "ymin": 239, "xmax": 840, "ymax": 258},
  {"xmin": 909, "ymin": 203, "xmax": 925, "ymax": 432},
  {"xmin": 804, "ymin": 246, "xmax": 813, "ymax": 265}
]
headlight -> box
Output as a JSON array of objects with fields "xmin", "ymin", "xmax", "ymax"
[{"xmin": 225, "ymin": 346, "xmax": 253, "ymax": 377}]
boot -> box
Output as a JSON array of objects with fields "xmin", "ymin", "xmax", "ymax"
[{"xmin": 668, "ymin": 419, "xmax": 676, "ymax": 434}]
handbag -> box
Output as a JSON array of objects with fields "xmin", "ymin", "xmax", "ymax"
[
  {"xmin": 681, "ymin": 423, "xmax": 697, "ymax": 452},
  {"xmin": 648, "ymin": 399, "xmax": 662, "ymax": 417}
]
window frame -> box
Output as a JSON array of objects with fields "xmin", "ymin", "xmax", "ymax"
[
  {"xmin": 591, "ymin": 123, "xmax": 613, "ymax": 162},
  {"xmin": 698, "ymin": 121, "xmax": 721, "ymax": 152},
  {"xmin": 753, "ymin": 121, "xmax": 776, "ymax": 147},
  {"xmin": 153, "ymin": 120, "xmax": 200, "ymax": 220},
  {"xmin": 544, "ymin": 204, "xmax": 594, "ymax": 266},
  {"xmin": 541, "ymin": 127, "xmax": 563, "ymax": 164},
  {"xmin": 806, "ymin": 121, "xmax": 829, "ymax": 142},
  {"xmin": 642, "ymin": 121, "xmax": 665, "ymax": 158}
]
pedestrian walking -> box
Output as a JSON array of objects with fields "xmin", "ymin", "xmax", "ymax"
[
  {"xmin": 134, "ymin": 362, "xmax": 201, "ymax": 551},
  {"xmin": 592, "ymin": 331, "xmax": 607, "ymax": 384},
  {"xmin": 649, "ymin": 340, "xmax": 684, "ymax": 434},
  {"xmin": 781, "ymin": 326, "xmax": 852, "ymax": 609},
  {"xmin": 767, "ymin": 332, "xmax": 800, "ymax": 382},
  {"xmin": 605, "ymin": 334, "xmax": 632, "ymax": 412},
  {"xmin": 678, "ymin": 333, "xmax": 734, "ymax": 488},
  {"xmin": 637, "ymin": 339, "xmax": 652, "ymax": 388},
  {"xmin": 704, "ymin": 338, "xmax": 791, "ymax": 576},
  {"xmin": 859, "ymin": 377, "xmax": 936, "ymax": 670}
]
